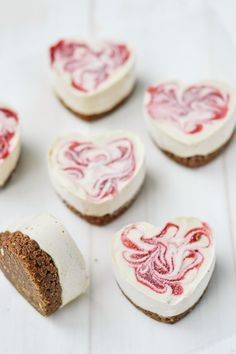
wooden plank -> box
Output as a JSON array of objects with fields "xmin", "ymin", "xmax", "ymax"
[
  {"xmin": 0, "ymin": 1, "xmax": 91, "ymax": 354},
  {"xmin": 90, "ymin": 1, "xmax": 236, "ymax": 353}
]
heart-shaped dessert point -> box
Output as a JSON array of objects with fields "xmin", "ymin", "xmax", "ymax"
[
  {"xmin": 49, "ymin": 39, "xmax": 135, "ymax": 120},
  {"xmin": 48, "ymin": 130, "xmax": 146, "ymax": 225},
  {"xmin": 144, "ymin": 81, "xmax": 236, "ymax": 167},
  {"xmin": 0, "ymin": 104, "xmax": 21, "ymax": 187},
  {"xmin": 112, "ymin": 217, "xmax": 215, "ymax": 323}
]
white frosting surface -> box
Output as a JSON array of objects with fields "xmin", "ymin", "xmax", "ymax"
[
  {"xmin": 144, "ymin": 81, "xmax": 236, "ymax": 157},
  {"xmin": 0, "ymin": 104, "xmax": 21, "ymax": 186},
  {"xmin": 112, "ymin": 217, "xmax": 215, "ymax": 317},
  {"xmin": 48, "ymin": 130, "xmax": 146, "ymax": 217},
  {"xmin": 9, "ymin": 213, "xmax": 89, "ymax": 307},
  {"xmin": 50, "ymin": 39, "xmax": 135, "ymax": 115}
]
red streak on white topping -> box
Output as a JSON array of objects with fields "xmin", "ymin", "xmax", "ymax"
[
  {"xmin": 50, "ymin": 40, "xmax": 130, "ymax": 92},
  {"xmin": 121, "ymin": 222, "xmax": 212, "ymax": 296},
  {"xmin": 56, "ymin": 137, "xmax": 136, "ymax": 201},
  {"xmin": 0, "ymin": 108, "xmax": 19, "ymax": 161},
  {"xmin": 146, "ymin": 83, "xmax": 229, "ymax": 134}
]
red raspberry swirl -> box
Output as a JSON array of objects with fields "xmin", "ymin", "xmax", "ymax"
[
  {"xmin": 0, "ymin": 108, "xmax": 19, "ymax": 161},
  {"xmin": 121, "ymin": 222, "xmax": 212, "ymax": 296},
  {"xmin": 50, "ymin": 40, "xmax": 130, "ymax": 92},
  {"xmin": 56, "ymin": 137, "xmax": 136, "ymax": 201},
  {"xmin": 146, "ymin": 82, "xmax": 229, "ymax": 134}
]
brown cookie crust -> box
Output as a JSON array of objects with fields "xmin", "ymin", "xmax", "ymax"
[
  {"xmin": 61, "ymin": 183, "xmax": 144, "ymax": 226},
  {"xmin": 160, "ymin": 131, "xmax": 234, "ymax": 168},
  {"xmin": 120, "ymin": 287, "xmax": 206, "ymax": 324},
  {"xmin": 56, "ymin": 84, "xmax": 135, "ymax": 121},
  {"xmin": 0, "ymin": 231, "xmax": 62, "ymax": 316}
]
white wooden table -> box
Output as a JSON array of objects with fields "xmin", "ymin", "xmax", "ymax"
[{"xmin": 1, "ymin": 1, "xmax": 236, "ymax": 353}]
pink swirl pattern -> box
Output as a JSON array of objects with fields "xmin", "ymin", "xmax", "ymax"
[
  {"xmin": 50, "ymin": 40, "xmax": 130, "ymax": 92},
  {"xmin": 0, "ymin": 107, "xmax": 19, "ymax": 161},
  {"xmin": 121, "ymin": 222, "xmax": 212, "ymax": 296},
  {"xmin": 56, "ymin": 137, "xmax": 136, "ymax": 201},
  {"xmin": 146, "ymin": 82, "xmax": 229, "ymax": 134}
]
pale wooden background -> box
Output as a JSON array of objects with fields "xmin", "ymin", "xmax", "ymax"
[{"xmin": 1, "ymin": 1, "xmax": 236, "ymax": 353}]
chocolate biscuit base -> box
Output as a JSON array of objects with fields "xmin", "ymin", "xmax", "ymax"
[
  {"xmin": 62, "ymin": 184, "xmax": 143, "ymax": 226},
  {"xmin": 0, "ymin": 231, "xmax": 62, "ymax": 316},
  {"xmin": 57, "ymin": 84, "xmax": 135, "ymax": 121},
  {"xmin": 120, "ymin": 288, "xmax": 206, "ymax": 324},
  {"xmin": 161, "ymin": 132, "xmax": 234, "ymax": 168}
]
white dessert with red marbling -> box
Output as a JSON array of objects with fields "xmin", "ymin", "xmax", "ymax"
[
  {"xmin": 49, "ymin": 39, "xmax": 135, "ymax": 119},
  {"xmin": 0, "ymin": 104, "xmax": 21, "ymax": 186},
  {"xmin": 112, "ymin": 217, "xmax": 215, "ymax": 323},
  {"xmin": 48, "ymin": 131, "xmax": 146, "ymax": 225},
  {"xmin": 144, "ymin": 81, "xmax": 236, "ymax": 166}
]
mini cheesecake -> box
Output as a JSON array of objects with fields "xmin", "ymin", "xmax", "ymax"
[
  {"xmin": 0, "ymin": 213, "xmax": 89, "ymax": 316},
  {"xmin": 48, "ymin": 131, "xmax": 146, "ymax": 225},
  {"xmin": 112, "ymin": 217, "xmax": 215, "ymax": 323},
  {"xmin": 144, "ymin": 81, "xmax": 236, "ymax": 167},
  {"xmin": 49, "ymin": 39, "xmax": 135, "ymax": 120},
  {"xmin": 0, "ymin": 104, "xmax": 21, "ymax": 186}
]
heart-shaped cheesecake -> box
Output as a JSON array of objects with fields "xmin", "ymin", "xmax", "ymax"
[
  {"xmin": 112, "ymin": 217, "xmax": 215, "ymax": 323},
  {"xmin": 48, "ymin": 131, "xmax": 146, "ymax": 225},
  {"xmin": 144, "ymin": 81, "xmax": 236, "ymax": 167},
  {"xmin": 0, "ymin": 213, "xmax": 88, "ymax": 316},
  {"xmin": 49, "ymin": 39, "xmax": 135, "ymax": 120},
  {"xmin": 0, "ymin": 104, "xmax": 21, "ymax": 186}
]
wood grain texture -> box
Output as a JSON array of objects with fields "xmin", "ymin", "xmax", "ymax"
[{"xmin": 1, "ymin": 1, "xmax": 236, "ymax": 354}]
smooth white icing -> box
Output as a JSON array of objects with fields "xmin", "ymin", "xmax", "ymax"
[
  {"xmin": 112, "ymin": 217, "xmax": 215, "ymax": 318},
  {"xmin": 144, "ymin": 81, "xmax": 236, "ymax": 157},
  {"xmin": 8, "ymin": 213, "xmax": 89, "ymax": 307},
  {"xmin": 48, "ymin": 130, "xmax": 146, "ymax": 217},
  {"xmin": 0, "ymin": 104, "xmax": 21, "ymax": 186},
  {"xmin": 50, "ymin": 39, "xmax": 135, "ymax": 115}
]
